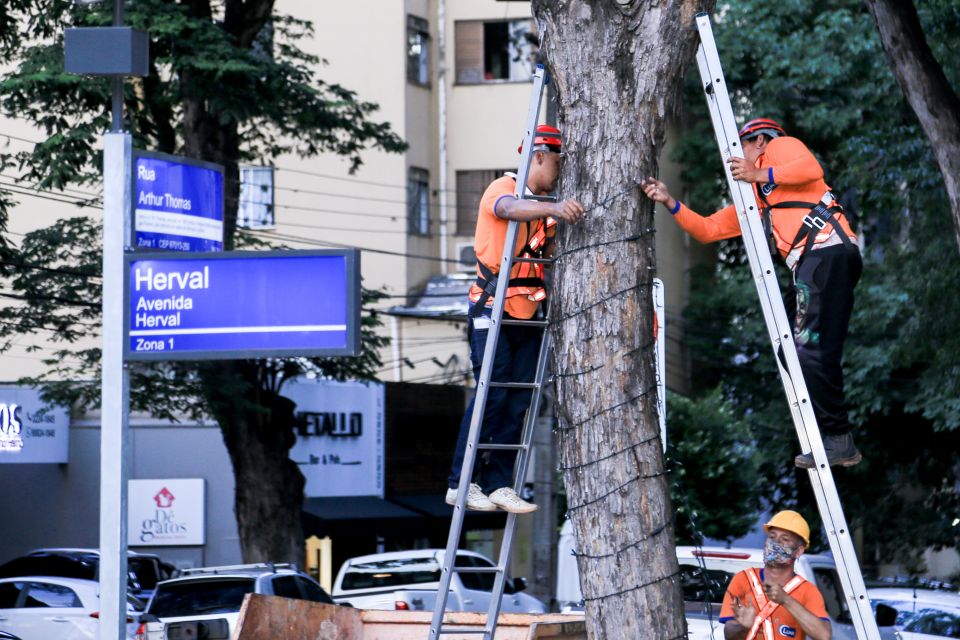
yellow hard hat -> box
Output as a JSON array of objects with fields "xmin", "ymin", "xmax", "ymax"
[{"xmin": 764, "ymin": 510, "xmax": 810, "ymax": 546}]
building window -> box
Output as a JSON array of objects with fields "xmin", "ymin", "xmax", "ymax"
[
  {"xmin": 456, "ymin": 169, "xmax": 510, "ymax": 235},
  {"xmin": 455, "ymin": 19, "xmax": 537, "ymax": 84},
  {"xmin": 408, "ymin": 167, "xmax": 430, "ymax": 236},
  {"xmin": 407, "ymin": 15, "xmax": 430, "ymax": 86},
  {"xmin": 238, "ymin": 166, "xmax": 275, "ymax": 229}
]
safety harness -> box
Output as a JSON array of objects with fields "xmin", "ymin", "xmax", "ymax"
[
  {"xmin": 745, "ymin": 568, "xmax": 806, "ymax": 640},
  {"xmin": 468, "ymin": 216, "xmax": 555, "ymax": 319},
  {"xmin": 757, "ymin": 189, "xmax": 856, "ymax": 269}
]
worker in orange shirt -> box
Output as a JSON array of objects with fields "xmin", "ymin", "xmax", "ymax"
[
  {"xmin": 446, "ymin": 125, "xmax": 585, "ymax": 514},
  {"xmin": 720, "ymin": 510, "xmax": 832, "ymax": 640},
  {"xmin": 642, "ymin": 118, "xmax": 862, "ymax": 469}
]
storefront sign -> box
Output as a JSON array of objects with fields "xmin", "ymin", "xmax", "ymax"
[
  {"xmin": 128, "ymin": 478, "xmax": 205, "ymax": 546},
  {"xmin": 286, "ymin": 380, "xmax": 384, "ymax": 498},
  {"xmin": 0, "ymin": 387, "xmax": 69, "ymax": 464},
  {"xmin": 132, "ymin": 151, "xmax": 224, "ymax": 253}
]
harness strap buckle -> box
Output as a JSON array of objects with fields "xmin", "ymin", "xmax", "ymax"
[{"xmin": 802, "ymin": 214, "xmax": 827, "ymax": 230}]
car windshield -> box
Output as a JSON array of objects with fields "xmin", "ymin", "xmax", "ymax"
[
  {"xmin": 341, "ymin": 558, "xmax": 441, "ymax": 591},
  {"xmin": 902, "ymin": 607, "xmax": 960, "ymax": 638},
  {"xmin": 128, "ymin": 558, "xmax": 159, "ymax": 589},
  {"xmin": 679, "ymin": 563, "xmax": 734, "ymax": 604},
  {"xmin": 0, "ymin": 555, "xmax": 97, "ymax": 581},
  {"xmin": 148, "ymin": 578, "xmax": 256, "ymax": 617}
]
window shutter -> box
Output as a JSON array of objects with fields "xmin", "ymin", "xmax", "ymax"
[{"xmin": 455, "ymin": 21, "xmax": 483, "ymax": 84}]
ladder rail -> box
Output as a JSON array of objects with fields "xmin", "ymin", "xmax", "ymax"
[
  {"xmin": 483, "ymin": 328, "xmax": 554, "ymax": 635},
  {"xmin": 429, "ymin": 64, "xmax": 549, "ymax": 640},
  {"xmin": 695, "ymin": 13, "xmax": 880, "ymax": 640}
]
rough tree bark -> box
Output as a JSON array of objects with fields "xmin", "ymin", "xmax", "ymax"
[
  {"xmin": 198, "ymin": 362, "xmax": 306, "ymax": 564},
  {"xmin": 865, "ymin": 0, "xmax": 960, "ymax": 251},
  {"xmin": 532, "ymin": 1, "xmax": 712, "ymax": 637}
]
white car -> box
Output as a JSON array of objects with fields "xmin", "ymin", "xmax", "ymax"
[
  {"xmin": 869, "ymin": 587, "xmax": 960, "ymax": 639},
  {"xmin": 332, "ymin": 549, "xmax": 547, "ymax": 614},
  {"xmin": 0, "ymin": 575, "xmax": 140, "ymax": 640},
  {"xmin": 137, "ymin": 563, "xmax": 334, "ymax": 640}
]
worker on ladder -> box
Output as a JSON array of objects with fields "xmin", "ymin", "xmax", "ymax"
[
  {"xmin": 641, "ymin": 118, "xmax": 863, "ymax": 469},
  {"xmin": 445, "ymin": 124, "xmax": 584, "ymax": 514},
  {"xmin": 720, "ymin": 510, "xmax": 832, "ymax": 640}
]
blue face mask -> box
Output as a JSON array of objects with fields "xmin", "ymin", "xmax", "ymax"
[{"xmin": 763, "ymin": 538, "xmax": 799, "ymax": 566}]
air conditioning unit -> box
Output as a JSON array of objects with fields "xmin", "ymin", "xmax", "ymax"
[{"xmin": 455, "ymin": 242, "xmax": 476, "ymax": 272}]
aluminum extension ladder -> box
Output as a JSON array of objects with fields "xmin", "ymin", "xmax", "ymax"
[
  {"xmin": 695, "ymin": 13, "xmax": 880, "ymax": 640},
  {"xmin": 428, "ymin": 65, "xmax": 554, "ymax": 640}
]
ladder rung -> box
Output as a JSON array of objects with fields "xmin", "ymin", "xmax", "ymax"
[
  {"xmin": 453, "ymin": 566, "xmax": 502, "ymax": 574},
  {"xmin": 521, "ymin": 194, "xmax": 557, "ymax": 202},
  {"xmin": 477, "ymin": 443, "xmax": 527, "ymax": 451},
  {"xmin": 438, "ymin": 629, "xmax": 487, "ymax": 635},
  {"xmin": 501, "ymin": 318, "xmax": 548, "ymax": 327},
  {"xmin": 488, "ymin": 381, "xmax": 539, "ymax": 390},
  {"xmin": 515, "ymin": 256, "xmax": 553, "ymax": 264}
]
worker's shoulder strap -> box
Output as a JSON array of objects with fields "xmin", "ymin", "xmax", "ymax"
[{"xmin": 744, "ymin": 569, "xmax": 807, "ymax": 640}]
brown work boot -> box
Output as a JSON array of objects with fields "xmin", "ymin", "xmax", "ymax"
[{"xmin": 795, "ymin": 433, "xmax": 862, "ymax": 469}]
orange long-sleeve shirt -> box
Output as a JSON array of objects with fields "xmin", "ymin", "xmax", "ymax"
[{"xmin": 672, "ymin": 136, "xmax": 856, "ymax": 267}]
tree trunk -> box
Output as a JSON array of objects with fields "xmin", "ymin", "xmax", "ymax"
[
  {"xmin": 532, "ymin": 2, "xmax": 711, "ymax": 637},
  {"xmin": 177, "ymin": 0, "xmax": 306, "ymax": 566},
  {"xmin": 865, "ymin": 0, "xmax": 960, "ymax": 251},
  {"xmin": 198, "ymin": 361, "xmax": 306, "ymax": 564}
]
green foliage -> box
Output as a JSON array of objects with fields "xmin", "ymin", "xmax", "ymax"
[
  {"xmin": 671, "ymin": 0, "xmax": 960, "ymax": 563},
  {"xmin": 667, "ymin": 389, "xmax": 763, "ymax": 544},
  {"xmin": 0, "ymin": 1, "xmax": 405, "ymax": 418}
]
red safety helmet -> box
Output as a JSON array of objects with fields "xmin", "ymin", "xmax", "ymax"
[
  {"xmin": 518, "ymin": 124, "xmax": 562, "ymax": 153},
  {"xmin": 738, "ymin": 117, "xmax": 786, "ymax": 141}
]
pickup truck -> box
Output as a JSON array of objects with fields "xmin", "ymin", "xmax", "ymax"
[
  {"xmin": 558, "ymin": 520, "xmax": 899, "ymax": 639},
  {"xmin": 331, "ymin": 548, "xmax": 547, "ymax": 614}
]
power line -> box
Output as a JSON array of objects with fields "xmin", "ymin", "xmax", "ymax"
[{"xmin": 0, "ymin": 181, "xmax": 101, "ymax": 208}]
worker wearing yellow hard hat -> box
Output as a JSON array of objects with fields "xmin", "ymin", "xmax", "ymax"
[{"xmin": 719, "ymin": 510, "xmax": 831, "ymax": 640}]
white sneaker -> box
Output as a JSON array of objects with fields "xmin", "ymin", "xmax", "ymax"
[
  {"xmin": 445, "ymin": 483, "xmax": 496, "ymax": 511},
  {"xmin": 488, "ymin": 487, "xmax": 537, "ymax": 514}
]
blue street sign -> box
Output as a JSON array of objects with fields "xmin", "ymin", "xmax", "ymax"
[
  {"xmin": 124, "ymin": 250, "xmax": 360, "ymax": 361},
  {"xmin": 132, "ymin": 150, "xmax": 224, "ymax": 252}
]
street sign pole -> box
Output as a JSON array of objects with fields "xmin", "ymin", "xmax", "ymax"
[
  {"xmin": 100, "ymin": 132, "xmax": 132, "ymax": 640},
  {"xmin": 100, "ymin": 3, "xmax": 132, "ymax": 639}
]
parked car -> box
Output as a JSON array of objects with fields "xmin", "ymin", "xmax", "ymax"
[
  {"xmin": 870, "ymin": 587, "xmax": 960, "ymax": 639},
  {"xmin": 136, "ymin": 562, "xmax": 334, "ymax": 640},
  {"xmin": 0, "ymin": 548, "xmax": 176, "ymax": 601},
  {"xmin": 0, "ymin": 575, "xmax": 141, "ymax": 640},
  {"xmin": 332, "ymin": 549, "xmax": 547, "ymax": 614}
]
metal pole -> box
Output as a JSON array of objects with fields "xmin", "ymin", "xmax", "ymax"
[
  {"xmin": 100, "ymin": 2, "xmax": 131, "ymax": 639},
  {"xmin": 437, "ymin": 0, "xmax": 449, "ymax": 273},
  {"xmin": 99, "ymin": 133, "xmax": 132, "ymax": 640}
]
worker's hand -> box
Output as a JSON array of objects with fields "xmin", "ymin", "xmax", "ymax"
[
  {"xmin": 552, "ymin": 199, "xmax": 585, "ymax": 224},
  {"xmin": 640, "ymin": 177, "xmax": 677, "ymax": 211},
  {"xmin": 763, "ymin": 581, "xmax": 790, "ymax": 605},
  {"xmin": 732, "ymin": 596, "xmax": 757, "ymax": 629},
  {"xmin": 728, "ymin": 156, "xmax": 765, "ymax": 183}
]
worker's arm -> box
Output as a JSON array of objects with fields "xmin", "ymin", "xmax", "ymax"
[
  {"xmin": 641, "ymin": 177, "xmax": 741, "ymax": 244},
  {"xmin": 765, "ymin": 583, "xmax": 832, "ymax": 640},
  {"xmin": 496, "ymin": 196, "xmax": 585, "ymax": 224}
]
